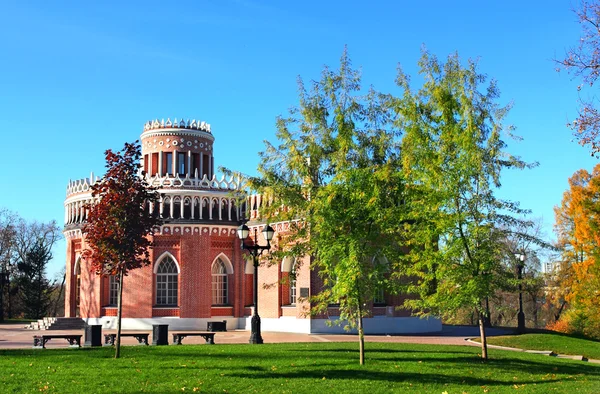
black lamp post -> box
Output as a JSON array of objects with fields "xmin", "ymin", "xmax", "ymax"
[
  {"xmin": 237, "ymin": 223, "xmax": 275, "ymax": 344},
  {"xmin": 515, "ymin": 252, "xmax": 526, "ymax": 333}
]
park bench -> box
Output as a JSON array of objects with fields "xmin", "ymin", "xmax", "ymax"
[
  {"xmin": 103, "ymin": 332, "xmax": 150, "ymax": 346},
  {"xmin": 33, "ymin": 334, "xmax": 82, "ymax": 349},
  {"xmin": 172, "ymin": 332, "xmax": 216, "ymax": 345}
]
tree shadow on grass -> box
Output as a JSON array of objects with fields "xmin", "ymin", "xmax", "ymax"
[
  {"xmin": 226, "ymin": 368, "xmax": 566, "ymax": 388},
  {"xmin": 292, "ymin": 347, "xmax": 477, "ymax": 356}
]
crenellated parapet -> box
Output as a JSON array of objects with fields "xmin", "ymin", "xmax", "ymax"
[
  {"xmin": 143, "ymin": 118, "xmax": 211, "ymax": 134},
  {"xmin": 64, "ymin": 172, "xmax": 246, "ymax": 227},
  {"xmin": 66, "ymin": 172, "xmax": 99, "ymax": 197}
]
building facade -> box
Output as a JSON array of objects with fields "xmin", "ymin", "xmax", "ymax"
[{"xmin": 63, "ymin": 118, "xmax": 441, "ymax": 334}]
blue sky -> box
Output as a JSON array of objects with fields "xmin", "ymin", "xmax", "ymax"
[{"xmin": 0, "ymin": 0, "xmax": 597, "ymax": 277}]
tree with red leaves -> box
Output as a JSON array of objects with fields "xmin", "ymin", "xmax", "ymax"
[
  {"xmin": 83, "ymin": 141, "xmax": 160, "ymax": 358},
  {"xmin": 558, "ymin": 1, "xmax": 600, "ymax": 156}
]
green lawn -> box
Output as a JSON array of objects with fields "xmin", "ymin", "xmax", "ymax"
[
  {"xmin": 485, "ymin": 332, "xmax": 600, "ymax": 360},
  {"xmin": 0, "ymin": 342, "xmax": 599, "ymax": 393}
]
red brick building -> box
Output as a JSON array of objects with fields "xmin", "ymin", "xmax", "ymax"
[{"xmin": 63, "ymin": 118, "xmax": 440, "ymax": 334}]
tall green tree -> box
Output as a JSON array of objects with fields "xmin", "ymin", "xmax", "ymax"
[
  {"xmin": 0, "ymin": 209, "xmax": 17, "ymax": 322},
  {"xmin": 395, "ymin": 50, "xmax": 533, "ymax": 360},
  {"xmin": 249, "ymin": 49, "xmax": 405, "ymax": 365},
  {"xmin": 15, "ymin": 240, "xmax": 53, "ymax": 319},
  {"xmin": 12, "ymin": 219, "xmax": 61, "ymax": 320},
  {"xmin": 83, "ymin": 141, "xmax": 161, "ymax": 359}
]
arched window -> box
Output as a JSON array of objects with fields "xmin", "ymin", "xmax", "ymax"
[
  {"xmin": 156, "ymin": 256, "xmax": 178, "ymax": 306},
  {"xmin": 289, "ymin": 261, "xmax": 297, "ymax": 305},
  {"xmin": 212, "ymin": 259, "xmax": 228, "ymax": 305},
  {"xmin": 108, "ymin": 275, "xmax": 119, "ymax": 306}
]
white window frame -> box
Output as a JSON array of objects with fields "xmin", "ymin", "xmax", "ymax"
[
  {"xmin": 212, "ymin": 259, "xmax": 228, "ymax": 305},
  {"xmin": 156, "ymin": 256, "xmax": 179, "ymax": 306}
]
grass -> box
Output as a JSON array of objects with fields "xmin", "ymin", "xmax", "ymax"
[
  {"xmin": 484, "ymin": 332, "xmax": 600, "ymax": 360},
  {"xmin": 0, "ymin": 342, "xmax": 599, "ymax": 393}
]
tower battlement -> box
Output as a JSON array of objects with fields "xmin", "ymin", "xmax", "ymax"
[{"xmin": 143, "ymin": 118, "xmax": 211, "ymax": 134}]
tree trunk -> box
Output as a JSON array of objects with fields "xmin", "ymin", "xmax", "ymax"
[
  {"xmin": 484, "ymin": 297, "xmax": 491, "ymax": 327},
  {"xmin": 53, "ymin": 274, "xmax": 66, "ymax": 317},
  {"xmin": 7, "ymin": 278, "xmax": 12, "ymax": 319},
  {"xmin": 357, "ymin": 308, "xmax": 365, "ymax": 366},
  {"xmin": 115, "ymin": 269, "xmax": 124, "ymax": 359},
  {"xmin": 554, "ymin": 300, "xmax": 566, "ymax": 322},
  {"xmin": 478, "ymin": 312, "xmax": 488, "ymax": 360}
]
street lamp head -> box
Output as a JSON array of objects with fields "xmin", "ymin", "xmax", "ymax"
[
  {"xmin": 262, "ymin": 224, "xmax": 275, "ymax": 242},
  {"xmin": 237, "ymin": 224, "xmax": 250, "ymax": 240},
  {"xmin": 514, "ymin": 252, "xmax": 525, "ymax": 262}
]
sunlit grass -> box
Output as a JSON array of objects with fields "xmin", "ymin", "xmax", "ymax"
[
  {"xmin": 0, "ymin": 342, "xmax": 598, "ymax": 393},
  {"xmin": 484, "ymin": 332, "xmax": 600, "ymax": 360}
]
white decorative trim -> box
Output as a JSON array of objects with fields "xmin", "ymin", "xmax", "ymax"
[
  {"xmin": 212, "ymin": 253, "xmax": 234, "ymax": 274},
  {"xmin": 63, "ymin": 229, "xmax": 82, "ymax": 239},
  {"xmin": 153, "ymin": 251, "xmax": 181, "ymax": 273}
]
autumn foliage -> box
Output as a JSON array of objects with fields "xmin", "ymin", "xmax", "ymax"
[
  {"xmin": 82, "ymin": 141, "xmax": 160, "ymax": 276},
  {"xmin": 552, "ymin": 163, "xmax": 600, "ymax": 339}
]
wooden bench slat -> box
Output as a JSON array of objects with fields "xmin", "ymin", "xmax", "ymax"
[
  {"xmin": 103, "ymin": 333, "xmax": 150, "ymax": 346},
  {"xmin": 172, "ymin": 332, "xmax": 216, "ymax": 345}
]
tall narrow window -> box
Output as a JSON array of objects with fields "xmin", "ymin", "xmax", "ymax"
[
  {"xmin": 289, "ymin": 262, "xmax": 297, "ymax": 305},
  {"xmin": 108, "ymin": 275, "xmax": 119, "ymax": 306},
  {"xmin": 191, "ymin": 153, "xmax": 200, "ymax": 177},
  {"xmin": 373, "ymin": 287, "xmax": 385, "ymax": 304},
  {"xmin": 164, "ymin": 152, "xmax": 173, "ymax": 175},
  {"xmin": 156, "ymin": 256, "xmax": 178, "ymax": 305},
  {"xmin": 212, "ymin": 259, "xmax": 228, "ymax": 305},
  {"xmin": 177, "ymin": 152, "xmax": 186, "ymax": 176},
  {"xmin": 75, "ymin": 262, "xmax": 81, "ymax": 316},
  {"xmin": 151, "ymin": 152, "xmax": 159, "ymax": 175}
]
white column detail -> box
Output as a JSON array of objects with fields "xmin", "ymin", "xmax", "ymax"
[
  {"xmin": 180, "ymin": 195, "xmax": 185, "ymax": 219},
  {"xmin": 200, "ymin": 152, "xmax": 204, "ymax": 179},
  {"xmin": 187, "ymin": 151, "xmax": 191, "ymax": 178},
  {"xmin": 173, "ymin": 149, "xmax": 177, "ymax": 176},
  {"xmin": 158, "ymin": 152, "xmax": 163, "ymax": 177}
]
